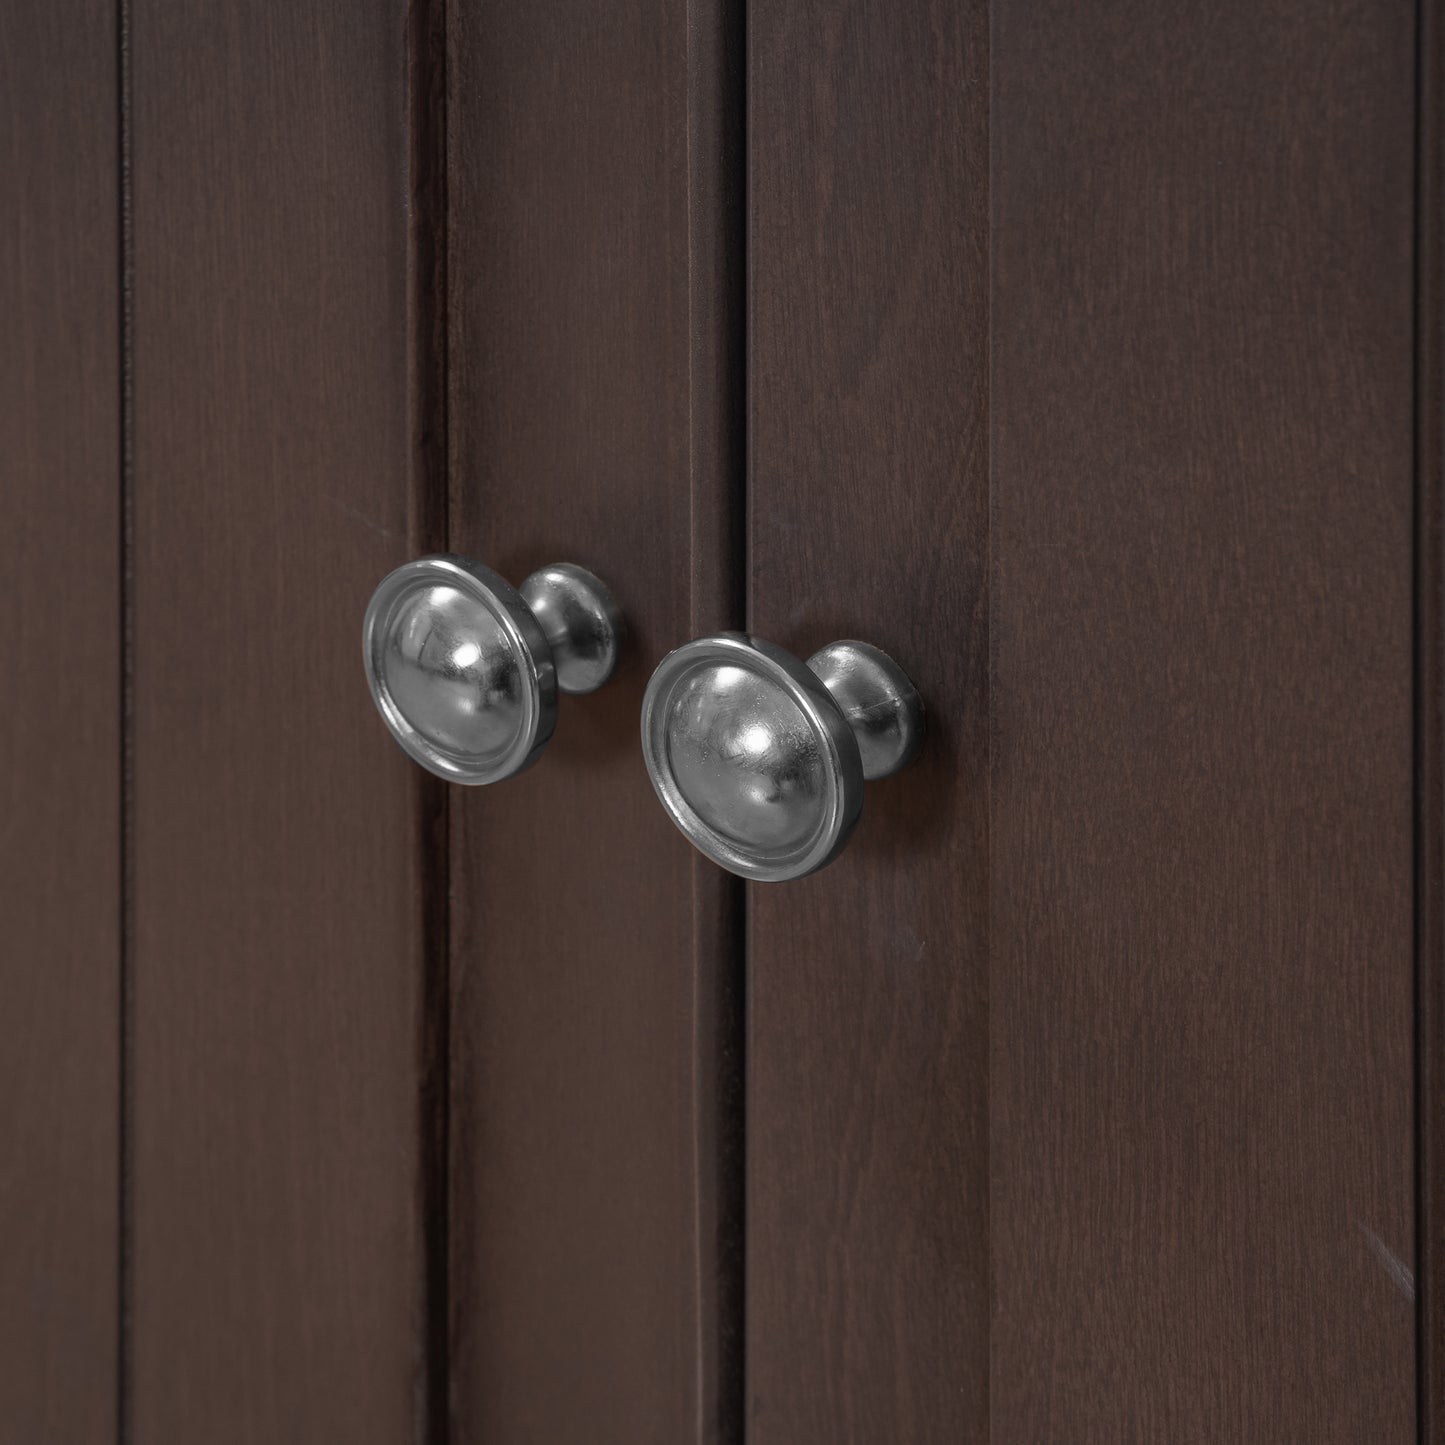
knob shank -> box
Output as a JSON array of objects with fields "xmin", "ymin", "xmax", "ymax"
[
  {"xmin": 519, "ymin": 563, "xmax": 623, "ymax": 695},
  {"xmin": 807, "ymin": 640, "xmax": 924, "ymax": 782}
]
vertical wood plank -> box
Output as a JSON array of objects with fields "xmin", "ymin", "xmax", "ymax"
[
  {"xmin": 0, "ymin": 3, "xmax": 119, "ymax": 1439},
  {"xmin": 746, "ymin": 3, "xmax": 991, "ymax": 1439},
  {"xmin": 1419, "ymin": 0, "xmax": 1445, "ymax": 1428},
  {"xmin": 990, "ymin": 0, "xmax": 1417, "ymax": 1436},
  {"xmin": 129, "ymin": 3, "xmax": 431, "ymax": 1437},
  {"xmin": 446, "ymin": 2, "xmax": 744, "ymax": 1439}
]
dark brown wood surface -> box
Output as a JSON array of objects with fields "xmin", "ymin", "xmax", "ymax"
[
  {"xmin": 446, "ymin": 2, "xmax": 744, "ymax": 1441},
  {"xmin": 1420, "ymin": 0, "xmax": 1445, "ymax": 1431},
  {"xmin": 4, "ymin": 0, "xmax": 1435, "ymax": 1436},
  {"xmin": 746, "ymin": 3, "xmax": 991, "ymax": 1439},
  {"xmin": 990, "ymin": 0, "xmax": 1418, "ymax": 1437},
  {"xmin": 128, "ymin": 2, "xmax": 433, "ymax": 1438},
  {"xmin": 0, "ymin": 4, "xmax": 119, "ymax": 1440}
]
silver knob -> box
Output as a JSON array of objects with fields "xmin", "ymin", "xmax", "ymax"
[
  {"xmin": 363, "ymin": 555, "xmax": 622, "ymax": 784},
  {"xmin": 641, "ymin": 633, "xmax": 924, "ymax": 881}
]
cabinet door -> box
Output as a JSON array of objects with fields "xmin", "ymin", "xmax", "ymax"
[
  {"xmin": 746, "ymin": 4, "xmax": 990, "ymax": 1438},
  {"xmin": 747, "ymin": 0, "xmax": 1424, "ymax": 1439},
  {"xmin": 444, "ymin": 5, "xmax": 743, "ymax": 1442}
]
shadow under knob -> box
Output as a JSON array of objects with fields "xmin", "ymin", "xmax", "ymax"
[
  {"xmin": 641, "ymin": 633, "xmax": 923, "ymax": 881},
  {"xmin": 363, "ymin": 555, "xmax": 622, "ymax": 785}
]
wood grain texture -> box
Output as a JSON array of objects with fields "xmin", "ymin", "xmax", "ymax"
[
  {"xmin": 446, "ymin": 2, "xmax": 744, "ymax": 1440},
  {"xmin": 746, "ymin": 3, "xmax": 991, "ymax": 1440},
  {"xmin": 0, "ymin": 3, "xmax": 119, "ymax": 1440},
  {"xmin": 1419, "ymin": 0, "xmax": 1445, "ymax": 1430},
  {"xmin": 129, "ymin": 3, "xmax": 430, "ymax": 1438},
  {"xmin": 990, "ymin": 0, "xmax": 1417, "ymax": 1436}
]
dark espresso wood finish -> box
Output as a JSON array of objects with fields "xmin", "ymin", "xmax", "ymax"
[
  {"xmin": 990, "ymin": 0, "xmax": 1417, "ymax": 1437},
  {"xmin": 6, "ymin": 0, "xmax": 1438, "ymax": 1437},
  {"xmin": 128, "ymin": 3, "xmax": 431, "ymax": 1438},
  {"xmin": 1420, "ymin": 0, "xmax": 1445, "ymax": 1430},
  {"xmin": 0, "ymin": 4, "xmax": 119, "ymax": 1440},
  {"xmin": 746, "ymin": 3, "xmax": 991, "ymax": 1439},
  {"xmin": 446, "ymin": 2, "xmax": 744, "ymax": 1440}
]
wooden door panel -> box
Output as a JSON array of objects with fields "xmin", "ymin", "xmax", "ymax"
[
  {"xmin": 1422, "ymin": 0, "xmax": 1445, "ymax": 1424},
  {"xmin": 989, "ymin": 0, "xmax": 1417, "ymax": 1436},
  {"xmin": 746, "ymin": 3, "xmax": 991, "ymax": 1439},
  {"xmin": 446, "ymin": 3, "xmax": 744, "ymax": 1441},
  {"xmin": 4, "ymin": 0, "xmax": 1429, "ymax": 1436},
  {"xmin": 129, "ymin": 2, "xmax": 433, "ymax": 1437},
  {"xmin": 0, "ymin": 3, "xmax": 120, "ymax": 1439}
]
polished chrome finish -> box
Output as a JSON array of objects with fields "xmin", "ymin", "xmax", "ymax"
[
  {"xmin": 807, "ymin": 640, "xmax": 924, "ymax": 781},
  {"xmin": 518, "ymin": 562, "xmax": 623, "ymax": 694},
  {"xmin": 363, "ymin": 555, "xmax": 622, "ymax": 785},
  {"xmin": 641, "ymin": 633, "xmax": 924, "ymax": 881}
]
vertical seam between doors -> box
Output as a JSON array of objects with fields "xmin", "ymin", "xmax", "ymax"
[{"xmin": 407, "ymin": 1, "xmax": 451, "ymax": 1439}]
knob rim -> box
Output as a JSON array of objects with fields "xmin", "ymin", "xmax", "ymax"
[
  {"xmin": 363, "ymin": 554, "xmax": 557, "ymax": 785},
  {"xmin": 641, "ymin": 632, "xmax": 864, "ymax": 882}
]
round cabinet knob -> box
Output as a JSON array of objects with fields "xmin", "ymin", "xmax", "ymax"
[
  {"xmin": 641, "ymin": 633, "xmax": 924, "ymax": 881},
  {"xmin": 363, "ymin": 555, "xmax": 622, "ymax": 784}
]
